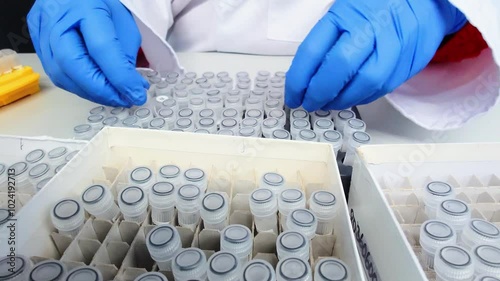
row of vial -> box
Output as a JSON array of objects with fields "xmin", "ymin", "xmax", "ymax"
[
  {"xmin": 417, "ymin": 181, "xmax": 500, "ymax": 280},
  {"xmin": 0, "ymin": 147, "xmax": 79, "ymax": 195},
  {"xmin": 0, "ymin": 48, "xmax": 21, "ymax": 74},
  {"xmin": 0, "ymin": 254, "xmax": 350, "ymax": 281}
]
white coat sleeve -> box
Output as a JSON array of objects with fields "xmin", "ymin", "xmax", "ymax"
[
  {"xmin": 385, "ymin": 0, "xmax": 500, "ymax": 130},
  {"xmin": 119, "ymin": 0, "xmax": 185, "ymax": 75}
]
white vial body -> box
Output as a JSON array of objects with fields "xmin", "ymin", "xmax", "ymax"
[
  {"xmin": 241, "ymin": 259, "xmax": 276, "ymax": 281},
  {"xmin": 309, "ymin": 191, "xmax": 339, "ymax": 235},
  {"xmin": 146, "ymin": 224, "xmax": 182, "ymax": 271},
  {"xmin": 249, "ymin": 188, "xmax": 278, "ymax": 233},
  {"xmin": 172, "ymin": 248, "xmax": 208, "ymax": 281},
  {"xmin": 260, "ymin": 172, "xmax": 286, "ymax": 195},
  {"xmin": 278, "ymin": 189, "xmax": 306, "ymax": 230},
  {"xmin": 128, "ymin": 166, "xmax": 155, "ymax": 194},
  {"xmin": 334, "ymin": 110, "xmax": 355, "ymax": 133},
  {"xmin": 176, "ymin": 184, "xmax": 202, "ymax": 229},
  {"xmin": 221, "ymin": 224, "xmax": 253, "ymax": 264},
  {"xmin": 343, "ymin": 131, "xmax": 371, "ymax": 166},
  {"xmin": 320, "ymin": 130, "xmax": 343, "ymax": 156},
  {"xmin": 276, "ymin": 257, "xmax": 312, "ymax": 281},
  {"xmin": 471, "ymin": 245, "xmax": 500, "ymax": 277},
  {"xmin": 207, "ymin": 251, "xmax": 242, "ymax": 281},
  {"xmin": 420, "ymin": 220, "xmax": 457, "ymax": 270},
  {"xmin": 81, "ymin": 184, "xmax": 120, "ymax": 221},
  {"xmin": 184, "ymin": 168, "xmax": 208, "ymax": 193},
  {"xmin": 341, "ymin": 118, "xmax": 366, "ymax": 152},
  {"xmin": 291, "ymin": 119, "xmax": 311, "ymax": 140},
  {"xmin": 314, "ymin": 258, "xmax": 351, "ymax": 281},
  {"xmin": 434, "ymin": 246, "xmax": 475, "ymax": 281},
  {"xmin": 277, "ymin": 231, "xmax": 310, "ymax": 262},
  {"xmin": 51, "ymin": 199, "xmax": 86, "ymax": 237},
  {"xmin": 424, "ymin": 181, "xmax": 455, "ymax": 219},
  {"xmin": 201, "ymin": 192, "xmax": 229, "ymax": 231},
  {"xmin": 286, "ymin": 209, "xmax": 318, "ymax": 240},
  {"xmin": 118, "ymin": 186, "xmax": 149, "ymax": 223},
  {"xmin": 262, "ymin": 117, "xmax": 282, "ymax": 138},
  {"xmin": 460, "ymin": 219, "xmax": 500, "ymax": 251},
  {"xmin": 149, "ymin": 182, "xmax": 176, "ymax": 225},
  {"xmin": 436, "ymin": 199, "xmax": 471, "ymax": 238}
]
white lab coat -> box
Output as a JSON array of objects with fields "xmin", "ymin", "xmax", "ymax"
[{"xmin": 120, "ymin": 0, "xmax": 500, "ymax": 130}]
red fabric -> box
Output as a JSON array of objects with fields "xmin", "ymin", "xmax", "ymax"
[
  {"xmin": 136, "ymin": 48, "xmax": 149, "ymax": 68},
  {"xmin": 431, "ymin": 22, "xmax": 488, "ymax": 63}
]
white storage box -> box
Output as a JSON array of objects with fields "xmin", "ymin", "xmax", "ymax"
[
  {"xmin": 0, "ymin": 127, "xmax": 365, "ymax": 281},
  {"xmin": 349, "ymin": 143, "xmax": 500, "ymax": 281}
]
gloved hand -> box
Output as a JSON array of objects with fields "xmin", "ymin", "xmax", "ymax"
[
  {"xmin": 27, "ymin": 0, "xmax": 148, "ymax": 107},
  {"xmin": 285, "ymin": 0, "xmax": 467, "ymax": 111}
]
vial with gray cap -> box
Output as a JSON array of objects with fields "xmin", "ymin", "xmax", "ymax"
[
  {"xmin": 334, "ymin": 110, "xmax": 355, "ymax": 134},
  {"xmin": 121, "ymin": 116, "xmax": 140, "ymax": 128},
  {"xmin": 341, "ymin": 118, "xmax": 366, "ymax": 152},
  {"xmin": 176, "ymin": 184, "xmax": 202, "ymax": 228},
  {"xmin": 36, "ymin": 177, "xmax": 52, "ymax": 192},
  {"xmin": 199, "ymin": 108, "xmax": 215, "ymax": 119},
  {"xmin": 474, "ymin": 275, "xmax": 500, "ymax": 281},
  {"xmin": 8, "ymin": 162, "xmax": 30, "ymax": 191},
  {"xmin": 73, "ymin": 124, "xmax": 94, "ymax": 140},
  {"xmin": 81, "ymin": 184, "xmax": 120, "ymax": 221},
  {"xmin": 102, "ymin": 116, "xmax": 120, "ymax": 127},
  {"xmin": 245, "ymin": 109, "xmax": 264, "ymax": 123},
  {"xmin": 189, "ymin": 97, "xmax": 206, "ymax": 120},
  {"xmin": 48, "ymin": 146, "xmax": 68, "ymax": 167},
  {"xmin": 175, "ymin": 117, "xmax": 195, "ymax": 132},
  {"xmin": 201, "ymin": 192, "xmax": 229, "ymax": 230},
  {"xmin": 436, "ymin": 199, "xmax": 471, "ymax": 238},
  {"xmin": 134, "ymin": 108, "xmax": 154, "ymax": 128},
  {"xmin": 286, "ymin": 209, "xmax": 317, "ymax": 240},
  {"xmin": 278, "ymin": 189, "xmax": 306, "ymax": 229},
  {"xmin": 222, "ymin": 107, "xmax": 242, "ymax": 123},
  {"xmin": 241, "ymin": 118, "xmax": 262, "ymax": 136},
  {"xmin": 424, "ymin": 181, "xmax": 456, "ymax": 219},
  {"xmin": 25, "ymin": 149, "xmax": 45, "ymax": 165},
  {"xmin": 149, "ymin": 118, "xmax": 168, "ymax": 130},
  {"xmin": 109, "ymin": 107, "xmax": 130, "ymax": 120},
  {"xmin": 175, "ymin": 90, "xmax": 190, "ymax": 109},
  {"xmin": 297, "ymin": 129, "xmax": 318, "ymax": 142},
  {"xmin": 155, "ymin": 80, "xmax": 171, "ymax": 97},
  {"xmin": 434, "ymin": 245, "xmax": 474, "ymax": 281},
  {"xmin": 472, "ymin": 244, "xmax": 500, "ymax": 277},
  {"xmin": 311, "ymin": 110, "xmax": 332, "ymax": 125},
  {"xmin": 218, "ymin": 129, "xmax": 235, "ymax": 136},
  {"xmin": 157, "ymin": 108, "xmax": 176, "ymax": 129},
  {"xmin": 146, "ymin": 224, "xmax": 182, "ymax": 271},
  {"xmin": 264, "ymin": 99, "xmax": 282, "ymax": 116},
  {"xmin": 236, "ymin": 83, "xmax": 251, "ymax": 102},
  {"xmin": 51, "ymin": 198, "xmax": 85, "ymax": 237},
  {"xmin": 207, "ymin": 251, "xmax": 241, "ymax": 281},
  {"xmin": 460, "ymin": 219, "xmax": 500, "ymax": 251},
  {"xmin": 320, "ymin": 130, "xmax": 343, "ymax": 156},
  {"xmin": 260, "ymin": 172, "xmax": 286, "ymax": 195},
  {"xmin": 220, "ymin": 118, "xmax": 240, "ymax": 135},
  {"xmin": 172, "ymin": 248, "xmax": 208, "ymax": 281},
  {"xmin": 268, "ymin": 109, "xmax": 286, "ymax": 128},
  {"xmin": 291, "ymin": 119, "xmax": 310, "ymax": 140},
  {"xmin": 65, "ymin": 150, "xmax": 79, "ymax": 163},
  {"xmin": 246, "ymin": 97, "xmax": 264, "ymax": 111},
  {"xmin": 343, "ymin": 131, "xmax": 371, "ymax": 166},
  {"xmin": 419, "ymin": 220, "xmax": 457, "ymax": 269},
  {"xmin": 276, "ymin": 231, "xmax": 310, "ymax": 261},
  {"xmin": 158, "ymin": 165, "xmax": 183, "ymax": 190},
  {"xmin": 195, "ymin": 129, "xmax": 210, "ymax": 134},
  {"xmin": 89, "ymin": 105, "xmax": 107, "ymax": 116},
  {"xmin": 185, "ymin": 71, "xmax": 197, "ymax": 79},
  {"xmin": 262, "ymin": 117, "xmax": 282, "ymax": 138},
  {"xmin": 290, "ymin": 108, "xmax": 309, "ymax": 124},
  {"xmin": 225, "ymin": 97, "xmax": 244, "ymax": 116},
  {"xmin": 272, "ymin": 129, "xmax": 291, "ymax": 140},
  {"xmin": 118, "ymin": 186, "xmax": 149, "ymax": 223},
  {"xmin": 220, "ymin": 224, "xmax": 253, "ymax": 264},
  {"xmin": 309, "ymin": 191, "xmax": 339, "ymax": 235},
  {"xmin": 239, "ymin": 127, "xmax": 259, "ymax": 138},
  {"xmin": 314, "ymin": 119, "xmax": 335, "ymax": 137},
  {"xmin": 0, "ymin": 255, "xmax": 33, "ymax": 281},
  {"xmin": 65, "ymin": 266, "xmax": 103, "ymax": 281},
  {"xmin": 162, "ymin": 98, "xmax": 179, "ymax": 112},
  {"xmin": 249, "ymin": 188, "xmax": 278, "ymax": 233},
  {"xmin": 276, "ymin": 257, "xmax": 312, "ymax": 281},
  {"xmin": 29, "ymin": 259, "xmax": 67, "ymax": 281},
  {"xmin": 198, "ymin": 118, "xmax": 218, "ymax": 134},
  {"xmin": 269, "ymin": 91, "xmax": 284, "ymax": 102},
  {"xmin": 134, "ymin": 272, "xmax": 169, "ymax": 281},
  {"xmin": 54, "ymin": 162, "xmax": 66, "ymax": 174},
  {"xmin": 207, "ymin": 97, "xmax": 224, "ymax": 123},
  {"xmin": 314, "ymin": 258, "xmax": 351, "ymax": 281},
  {"xmin": 152, "ymin": 96, "xmax": 169, "ymax": 115},
  {"xmin": 87, "ymin": 114, "xmax": 105, "ymax": 131},
  {"xmin": 129, "ymin": 166, "xmax": 155, "ymax": 194},
  {"xmin": 250, "ymin": 89, "xmax": 266, "ymax": 102},
  {"xmin": 184, "ymin": 168, "xmax": 207, "ymax": 193},
  {"xmin": 149, "ymin": 182, "xmax": 176, "ymax": 224},
  {"xmin": 28, "ymin": 163, "xmax": 52, "ymax": 192},
  {"xmin": 241, "ymin": 259, "xmax": 276, "ymax": 281}
]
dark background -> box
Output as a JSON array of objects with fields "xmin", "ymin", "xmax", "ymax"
[{"xmin": 1, "ymin": 0, "xmax": 36, "ymax": 52}]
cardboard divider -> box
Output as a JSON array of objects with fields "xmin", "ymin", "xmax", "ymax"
[
  {"xmin": 311, "ymin": 234, "xmax": 336, "ymax": 263},
  {"xmin": 116, "ymin": 225, "xmax": 156, "ymax": 280},
  {"xmin": 254, "ymin": 253, "xmax": 278, "ymax": 267},
  {"xmin": 78, "ymin": 218, "xmax": 113, "ymax": 242},
  {"xmin": 60, "ymin": 237, "xmax": 101, "ymax": 265},
  {"xmin": 253, "ymin": 232, "xmax": 277, "ymax": 256}
]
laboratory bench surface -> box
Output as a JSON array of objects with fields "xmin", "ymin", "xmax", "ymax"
[{"xmin": 1, "ymin": 53, "xmax": 500, "ymax": 144}]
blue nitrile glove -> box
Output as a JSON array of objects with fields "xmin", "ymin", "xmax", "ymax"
[
  {"xmin": 27, "ymin": 0, "xmax": 148, "ymax": 107},
  {"xmin": 285, "ymin": 0, "xmax": 467, "ymax": 111}
]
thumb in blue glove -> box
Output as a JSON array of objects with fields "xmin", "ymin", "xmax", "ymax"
[
  {"xmin": 28, "ymin": 0, "xmax": 149, "ymax": 107},
  {"xmin": 285, "ymin": 0, "xmax": 467, "ymax": 111}
]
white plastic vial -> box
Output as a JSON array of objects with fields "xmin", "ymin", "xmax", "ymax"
[
  {"xmin": 149, "ymin": 118, "xmax": 168, "ymax": 130},
  {"xmin": 177, "ymin": 107, "xmax": 194, "ymax": 119},
  {"xmin": 434, "ymin": 245, "xmax": 475, "ymax": 281},
  {"xmin": 436, "ymin": 199, "xmax": 471, "ymax": 237},
  {"xmin": 73, "ymin": 124, "xmax": 94, "ymax": 140},
  {"xmin": 424, "ymin": 181, "xmax": 456, "ymax": 219},
  {"xmin": 48, "ymin": 147, "xmax": 68, "ymax": 167},
  {"xmin": 146, "ymin": 224, "xmax": 182, "ymax": 271},
  {"xmin": 172, "ymin": 248, "xmax": 208, "ymax": 281},
  {"xmin": 207, "ymin": 97, "xmax": 224, "ymax": 123},
  {"xmin": 184, "ymin": 168, "xmax": 208, "ymax": 193},
  {"xmin": 176, "ymin": 184, "xmax": 202, "ymax": 228},
  {"xmin": 221, "ymin": 224, "xmax": 253, "ymax": 264},
  {"xmin": 87, "ymin": 114, "xmax": 105, "ymax": 132},
  {"xmin": 276, "ymin": 231, "xmax": 310, "ymax": 261},
  {"xmin": 472, "ymin": 245, "xmax": 500, "ymax": 277},
  {"xmin": 195, "ymin": 129, "xmax": 211, "ymax": 134},
  {"xmin": 129, "ymin": 166, "xmax": 155, "ymax": 194},
  {"xmin": 314, "ymin": 119, "xmax": 335, "ymax": 137},
  {"xmin": 110, "ymin": 107, "xmax": 130, "ymax": 120},
  {"xmin": 162, "ymin": 98, "xmax": 179, "ymax": 112},
  {"xmin": 66, "ymin": 266, "xmax": 103, "ymax": 281},
  {"xmin": 268, "ymin": 109, "xmax": 287, "ymax": 128},
  {"xmin": 460, "ymin": 219, "xmax": 500, "ymax": 251},
  {"xmin": 175, "ymin": 90, "xmax": 190, "ymax": 109},
  {"xmin": 157, "ymin": 108, "xmax": 176, "ymax": 129},
  {"xmin": 134, "ymin": 108, "xmax": 154, "ymax": 128},
  {"xmin": 9, "ymin": 162, "xmax": 30, "ymax": 191},
  {"xmin": 223, "ymin": 107, "xmax": 242, "ymax": 123},
  {"xmin": 272, "ymin": 129, "xmax": 291, "ymax": 140},
  {"xmin": 207, "ymin": 251, "xmax": 241, "ymax": 281},
  {"xmin": 264, "ymin": 99, "xmax": 282, "ymax": 116},
  {"xmin": 28, "ymin": 259, "xmax": 67, "ymax": 281},
  {"xmin": 25, "ymin": 149, "xmax": 45, "ymax": 165},
  {"xmin": 320, "ymin": 130, "xmax": 343, "ymax": 156},
  {"xmin": 419, "ymin": 220, "xmax": 457, "ymax": 269},
  {"xmin": 0, "ymin": 255, "xmax": 33, "ymax": 281},
  {"xmin": 175, "ymin": 117, "xmax": 195, "ymax": 132},
  {"xmin": 51, "ymin": 198, "xmax": 85, "ymax": 237},
  {"xmin": 245, "ymin": 109, "xmax": 264, "ymax": 123},
  {"xmin": 149, "ymin": 182, "xmax": 176, "ymax": 225},
  {"xmin": 309, "ymin": 191, "xmax": 339, "ymax": 235},
  {"xmin": 290, "ymin": 108, "xmax": 309, "ymax": 124},
  {"xmin": 246, "ymin": 97, "xmax": 264, "ymax": 112},
  {"xmin": 121, "ymin": 116, "xmax": 140, "ymax": 128},
  {"xmin": 249, "ymin": 188, "xmax": 278, "ymax": 233},
  {"xmin": 158, "ymin": 164, "xmax": 183, "ymax": 191},
  {"xmin": 199, "ymin": 108, "xmax": 215, "ymax": 119},
  {"xmin": 102, "ymin": 116, "xmax": 120, "ymax": 127},
  {"xmin": 220, "ymin": 118, "xmax": 240, "ymax": 135},
  {"xmin": 239, "ymin": 127, "xmax": 260, "ymax": 138},
  {"xmin": 206, "ymin": 89, "xmax": 222, "ymax": 99},
  {"xmin": 343, "ymin": 131, "xmax": 371, "ymax": 166},
  {"xmin": 189, "ymin": 97, "xmax": 206, "ymax": 120},
  {"xmin": 118, "ymin": 186, "xmax": 149, "ymax": 223},
  {"xmin": 286, "ymin": 209, "xmax": 317, "ymax": 240},
  {"xmin": 314, "ymin": 258, "xmax": 351, "ymax": 281},
  {"xmin": 311, "ymin": 110, "xmax": 332, "ymax": 125},
  {"xmin": 291, "ymin": 119, "xmax": 311, "ymax": 140},
  {"xmin": 262, "ymin": 117, "xmax": 282, "ymax": 138},
  {"xmin": 89, "ymin": 105, "xmax": 107, "ymax": 116},
  {"xmin": 36, "ymin": 177, "xmax": 52, "ymax": 192},
  {"xmin": 218, "ymin": 129, "xmax": 235, "ymax": 136},
  {"xmin": 334, "ymin": 110, "xmax": 355, "ymax": 133},
  {"xmin": 198, "ymin": 118, "xmax": 218, "ymax": 134},
  {"xmin": 474, "ymin": 275, "xmax": 500, "ymax": 281},
  {"xmin": 201, "ymin": 192, "xmax": 229, "ymax": 231},
  {"xmin": 241, "ymin": 259, "xmax": 276, "ymax": 281},
  {"xmin": 297, "ymin": 129, "xmax": 318, "ymax": 142},
  {"xmin": 276, "ymin": 257, "xmax": 312, "ymax": 281},
  {"xmin": 250, "ymin": 89, "xmax": 266, "ymax": 102},
  {"xmin": 341, "ymin": 118, "xmax": 366, "ymax": 152},
  {"xmin": 226, "ymin": 97, "xmax": 244, "ymax": 116},
  {"xmin": 260, "ymin": 172, "xmax": 286, "ymax": 195},
  {"xmin": 185, "ymin": 71, "xmax": 197, "ymax": 79},
  {"xmin": 28, "ymin": 163, "xmax": 52, "ymax": 192},
  {"xmin": 278, "ymin": 189, "xmax": 306, "ymax": 229},
  {"xmin": 81, "ymin": 184, "xmax": 120, "ymax": 221},
  {"xmin": 133, "ymin": 272, "xmax": 169, "ymax": 281},
  {"xmin": 241, "ymin": 118, "xmax": 262, "ymax": 137},
  {"xmin": 155, "ymin": 80, "xmax": 171, "ymax": 97}
]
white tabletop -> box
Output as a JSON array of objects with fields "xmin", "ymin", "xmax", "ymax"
[{"xmin": 1, "ymin": 53, "xmax": 499, "ymax": 144}]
